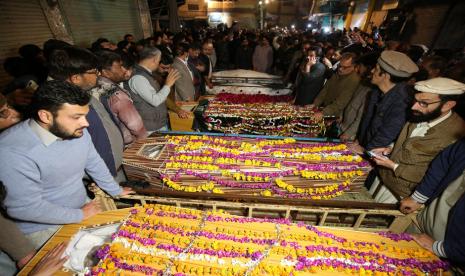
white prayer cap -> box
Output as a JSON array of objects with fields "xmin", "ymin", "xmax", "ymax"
[{"xmin": 414, "ymin": 77, "xmax": 465, "ymax": 95}]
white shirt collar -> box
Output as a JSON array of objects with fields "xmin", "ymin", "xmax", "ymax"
[{"xmin": 28, "ymin": 119, "xmax": 61, "ymax": 146}]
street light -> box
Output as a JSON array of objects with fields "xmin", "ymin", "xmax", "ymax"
[{"xmin": 259, "ymin": 0, "xmax": 264, "ymax": 30}]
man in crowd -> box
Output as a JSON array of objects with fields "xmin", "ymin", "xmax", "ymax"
[
  {"xmin": 339, "ymin": 52, "xmax": 378, "ymax": 141},
  {"xmin": 187, "ymin": 43, "xmax": 205, "ymax": 98},
  {"xmin": 357, "ymin": 50, "xmax": 419, "ymax": 151},
  {"xmin": 92, "ymin": 51, "xmax": 147, "ymax": 145},
  {"xmin": 157, "ymin": 54, "xmax": 192, "ymax": 119},
  {"xmin": 294, "ymin": 46, "xmax": 326, "ymax": 106},
  {"xmin": 199, "ymin": 41, "xmax": 215, "ymax": 90},
  {"xmin": 91, "ymin": 38, "xmax": 117, "ymax": 52},
  {"xmin": 400, "ymin": 138, "xmax": 465, "ymax": 265},
  {"xmin": 252, "ymin": 36, "xmax": 273, "ymax": 73},
  {"xmin": 285, "ymin": 41, "xmax": 311, "ymax": 84},
  {"xmin": 369, "ymin": 78, "xmax": 465, "ymax": 203},
  {"xmin": 158, "ymin": 32, "xmax": 174, "ymax": 59},
  {"xmin": 312, "ymin": 52, "xmax": 360, "ymax": 117},
  {"xmin": 234, "ymin": 37, "xmax": 254, "ymax": 70},
  {"xmin": 172, "ymin": 43, "xmax": 196, "ymax": 101},
  {"xmin": 48, "ymin": 46, "xmax": 125, "ymax": 180},
  {"xmin": 0, "ymin": 81, "xmax": 133, "ymax": 249},
  {"xmin": 419, "ymin": 55, "xmax": 447, "ymax": 80},
  {"xmin": 127, "ymin": 47, "xmax": 180, "ymax": 133},
  {"xmin": 124, "ymin": 34, "xmax": 134, "ymax": 43}
]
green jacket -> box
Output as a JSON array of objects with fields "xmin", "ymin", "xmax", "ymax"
[{"xmin": 313, "ymin": 71, "xmax": 360, "ymax": 117}]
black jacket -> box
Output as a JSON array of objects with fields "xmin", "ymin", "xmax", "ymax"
[{"xmin": 358, "ymin": 82, "xmax": 412, "ymax": 150}]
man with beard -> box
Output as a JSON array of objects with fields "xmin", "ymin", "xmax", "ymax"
[
  {"xmin": 0, "ymin": 81, "xmax": 133, "ymax": 250},
  {"xmin": 155, "ymin": 54, "xmax": 191, "ymax": 119},
  {"xmin": 339, "ymin": 52, "xmax": 379, "ymax": 141},
  {"xmin": 91, "ymin": 51, "xmax": 147, "ymax": 145},
  {"xmin": 368, "ymin": 77, "xmax": 465, "ymax": 203}
]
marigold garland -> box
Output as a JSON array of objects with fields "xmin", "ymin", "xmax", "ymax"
[
  {"xmin": 158, "ymin": 135, "xmax": 369, "ymax": 200},
  {"xmin": 90, "ymin": 205, "xmax": 449, "ymax": 276}
]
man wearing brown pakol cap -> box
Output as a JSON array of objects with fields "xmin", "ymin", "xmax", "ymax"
[
  {"xmin": 369, "ymin": 77, "xmax": 465, "ymax": 203},
  {"xmin": 357, "ymin": 50, "xmax": 419, "ymax": 151}
]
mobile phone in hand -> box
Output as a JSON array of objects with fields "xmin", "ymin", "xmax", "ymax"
[{"xmin": 364, "ymin": 150, "xmax": 387, "ymax": 159}]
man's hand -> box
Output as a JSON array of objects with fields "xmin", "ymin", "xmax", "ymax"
[
  {"xmin": 400, "ymin": 196, "xmax": 423, "ymax": 214},
  {"xmin": 0, "ymin": 105, "xmax": 21, "ymax": 129},
  {"xmin": 339, "ymin": 134, "xmax": 352, "ymax": 142},
  {"xmin": 29, "ymin": 242, "xmax": 68, "ymax": 276},
  {"xmin": 165, "ymin": 69, "xmax": 180, "ymax": 87},
  {"xmin": 196, "ymin": 64, "xmax": 205, "ymax": 72},
  {"xmin": 411, "ymin": 233, "xmax": 434, "ymax": 253},
  {"xmin": 372, "ymin": 155, "xmax": 397, "ymax": 170},
  {"xmin": 307, "ymin": 56, "xmax": 317, "ymax": 66},
  {"xmin": 81, "ymin": 201, "xmax": 102, "ymax": 220},
  {"xmin": 313, "ymin": 111, "xmax": 324, "ymax": 122},
  {"xmin": 347, "ymin": 142, "xmax": 365, "ymax": 155},
  {"xmin": 371, "ymin": 147, "xmax": 392, "ymax": 156},
  {"xmin": 17, "ymin": 251, "xmax": 36, "ymax": 269},
  {"xmin": 120, "ymin": 187, "xmax": 135, "ymax": 196},
  {"xmin": 176, "ymin": 109, "xmax": 191, "ymax": 119},
  {"xmin": 7, "ymin": 89, "xmax": 34, "ymax": 106}
]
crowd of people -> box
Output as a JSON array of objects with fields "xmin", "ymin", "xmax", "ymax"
[{"xmin": 1, "ymin": 24, "xmax": 465, "ymax": 274}]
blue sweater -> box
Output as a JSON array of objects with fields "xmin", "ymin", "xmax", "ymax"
[{"xmin": 0, "ymin": 120, "xmax": 122, "ymax": 234}]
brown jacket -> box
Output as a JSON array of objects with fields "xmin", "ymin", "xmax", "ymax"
[
  {"xmin": 379, "ymin": 112, "xmax": 465, "ymax": 198},
  {"xmin": 0, "ymin": 214, "xmax": 35, "ymax": 260}
]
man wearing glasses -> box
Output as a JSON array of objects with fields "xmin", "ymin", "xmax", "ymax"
[
  {"xmin": 48, "ymin": 46, "xmax": 125, "ymax": 180},
  {"xmin": 369, "ymin": 77, "xmax": 465, "ymax": 203},
  {"xmin": 312, "ymin": 52, "xmax": 360, "ymax": 118}
]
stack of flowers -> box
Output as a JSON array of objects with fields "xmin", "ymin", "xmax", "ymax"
[
  {"xmin": 203, "ymin": 99, "xmax": 331, "ymax": 136},
  {"xmin": 136, "ymin": 135, "xmax": 371, "ymax": 200},
  {"xmin": 90, "ymin": 205, "xmax": 449, "ymax": 276}
]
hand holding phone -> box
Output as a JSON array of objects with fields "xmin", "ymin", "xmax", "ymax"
[{"xmin": 365, "ymin": 150, "xmax": 388, "ymax": 159}]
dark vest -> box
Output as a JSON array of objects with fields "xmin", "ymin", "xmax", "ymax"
[{"xmin": 126, "ymin": 64, "xmax": 168, "ymax": 131}]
